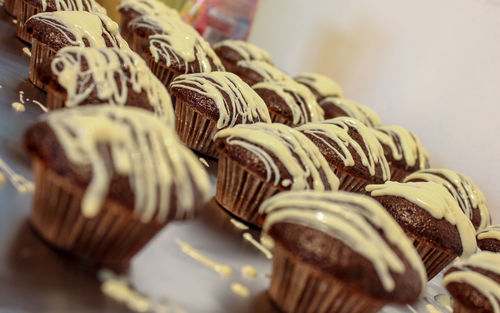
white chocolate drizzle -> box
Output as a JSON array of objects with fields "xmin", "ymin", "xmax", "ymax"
[
  {"xmin": 117, "ymin": 0, "xmax": 179, "ymax": 18},
  {"xmin": 11, "ymin": 102, "xmax": 25, "ymax": 112},
  {"xmin": 230, "ymin": 218, "xmax": 249, "ymax": 231},
  {"xmin": 259, "ymin": 190, "xmax": 427, "ymax": 293},
  {"xmin": 0, "ymin": 157, "xmax": 34, "ymax": 193},
  {"xmin": 176, "ymin": 238, "xmax": 233, "ymax": 277},
  {"xmin": 477, "ymin": 225, "xmax": 500, "ymax": 241},
  {"xmin": 320, "ymin": 97, "xmax": 381, "ymax": 127},
  {"xmin": 40, "ymin": 0, "xmax": 106, "ymax": 13},
  {"xmin": 51, "ymin": 47, "xmax": 174, "ymax": 125},
  {"xmin": 443, "ymin": 252, "xmax": 500, "ymax": 313},
  {"xmin": 130, "ymin": 13, "xmax": 197, "ymax": 37},
  {"xmin": 42, "ymin": 106, "xmax": 210, "ymax": 221},
  {"xmin": 404, "ymin": 168, "xmax": 490, "ymax": 231},
  {"xmin": 297, "ymin": 117, "xmax": 391, "ymax": 180},
  {"xmin": 366, "ymin": 181, "xmax": 477, "ymax": 257},
  {"xmin": 253, "ymin": 79, "xmax": 324, "ymax": 125},
  {"xmin": 236, "ymin": 60, "xmax": 289, "ymax": 83},
  {"xmin": 22, "ymin": 47, "xmax": 31, "ymax": 57},
  {"xmin": 199, "ymin": 157, "xmax": 209, "ymax": 168},
  {"xmin": 214, "ymin": 123, "xmax": 340, "ymax": 190},
  {"xmin": 213, "ymin": 40, "xmax": 272, "ymax": 63},
  {"xmin": 32, "ymin": 100, "xmax": 48, "ymax": 112},
  {"xmin": 230, "ymin": 283, "xmax": 250, "ymax": 298},
  {"xmin": 241, "ymin": 265, "xmax": 258, "ymax": 278},
  {"xmin": 295, "ymin": 72, "xmax": 344, "ymax": 98},
  {"xmin": 170, "ymin": 72, "xmax": 271, "ymax": 129},
  {"xmin": 373, "ymin": 125, "xmax": 429, "ymax": 169},
  {"xmin": 426, "ymin": 304, "xmax": 443, "ymax": 313},
  {"xmin": 434, "ymin": 294, "xmax": 453, "ymax": 312},
  {"xmin": 242, "ymin": 232, "xmax": 273, "ymax": 259}
]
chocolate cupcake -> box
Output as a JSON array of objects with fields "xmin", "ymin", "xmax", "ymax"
[
  {"xmin": 372, "ymin": 125, "xmax": 430, "ymax": 181},
  {"xmin": 404, "ymin": 169, "xmax": 491, "ymax": 231},
  {"xmin": 443, "ymin": 252, "xmax": 500, "ymax": 313},
  {"xmin": 476, "ymin": 225, "xmax": 500, "ymax": 253},
  {"xmin": 17, "ymin": 0, "xmax": 106, "ymax": 42},
  {"xmin": 25, "ymin": 11, "xmax": 128, "ymax": 90},
  {"xmin": 170, "ymin": 72, "xmax": 271, "ymax": 158},
  {"xmin": 234, "ymin": 60, "xmax": 290, "ymax": 86},
  {"xmin": 214, "ymin": 123, "xmax": 339, "ymax": 226},
  {"xmin": 213, "ymin": 40, "xmax": 273, "ymax": 74},
  {"xmin": 297, "ymin": 117, "xmax": 391, "ymax": 193},
  {"xmin": 295, "ymin": 72, "xmax": 344, "ymax": 102},
  {"xmin": 117, "ymin": 0, "xmax": 180, "ymax": 42},
  {"xmin": 252, "ymin": 79, "xmax": 324, "ymax": 125},
  {"xmin": 39, "ymin": 46, "xmax": 174, "ymax": 126},
  {"xmin": 366, "ymin": 181, "xmax": 477, "ymax": 280},
  {"xmin": 24, "ymin": 105, "xmax": 211, "ymax": 266},
  {"xmin": 319, "ymin": 97, "xmax": 381, "ymax": 127},
  {"xmin": 259, "ymin": 190, "xmax": 427, "ymax": 313}
]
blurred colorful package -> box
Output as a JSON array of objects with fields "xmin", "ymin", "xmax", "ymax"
[{"xmin": 179, "ymin": 0, "xmax": 259, "ymax": 44}]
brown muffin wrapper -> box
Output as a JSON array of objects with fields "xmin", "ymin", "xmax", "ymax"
[
  {"xmin": 146, "ymin": 55, "xmax": 180, "ymax": 95},
  {"xmin": 175, "ymin": 97, "xmax": 219, "ymax": 158},
  {"xmin": 5, "ymin": 0, "xmax": 17, "ymax": 17},
  {"xmin": 412, "ymin": 237, "xmax": 457, "ymax": 281},
  {"xmin": 269, "ymin": 242, "xmax": 386, "ymax": 313},
  {"xmin": 390, "ymin": 166, "xmax": 410, "ymax": 182},
  {"xmin": 215, "ymin": 153, "xmax": 282, "ymax": 227},
  {"xmin": 46, "ymin": 87, "xmax": 67, "ymax": 110},
  {"xmin": 269, "ymin": 111, "xmax": 293, "ymax": 126},
  {"xmin": 17, "ymin": 0, "xmax": 40, "ymax": 43},
  {"xmin": 30, "ymin": 157, "xmax": 167, "ymax": 266},
  {"xmin": 30, "ymin": 39, "xmax": 56, "ymax": 90},
  {"xmin": 331, "ymin": 167, "xmax": 373, "ymax": 194}
]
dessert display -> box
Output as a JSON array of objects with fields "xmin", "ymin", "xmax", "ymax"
[
  {"xmin": 213, "ymin": 39, "xmax": 273, "ymax": 74},
  {"xmin": 234, "ymin": 60, "xmax": 290, "ymax": 86},
  {"xmin": 404, "ymin": 168, "xmax": 491, "ymax": 231},
  {"xmin": 214, "ymin": 123, "xmax": 339, "ymax": 226},
  {"xmin": 476, "ymin": 225, "xmax": 500, "ymax": 252},
  {"xmin": 259, "ymin": 190, "xmax": 427, "ymax": 313},
  {"xmin": 372, "ymin": 125, "xmax": 430, "ymax": 181},
  {"xmin": 366, "ymin": 181, "xmax": 477, "ymax": 280},
  {"xmin": 295, "ymin": 72, "xmax": 344, "ymax": 101},
  {"xmin": 319, "ymin": 97, "xmax": 382, "ymax": 127},
  {"xmin": 24, "ymin": 11, "xmax": 128, "ymax": 89},
  {"xmin": 443, "ymin": 252, "xmax": 500, "ymax": 313},
  {"xmin": 23, "ymin": 105, "xmax": 211, "ymax": 266},
  {"xmin": 170, "ymin": 72, "xmax": 271, "ymax": 158},
  {"xmin": 297, "ymin": 117, "xmax": 391, "ymax": 192}
]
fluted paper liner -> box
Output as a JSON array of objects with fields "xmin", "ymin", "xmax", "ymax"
[
  {"xmin": 30, "ymin": 39, "xmax": 56, "ymax": 90},
  {"xmin": 5, "ymin": 0, "xmax": 17, "ymax": 17},
  {"xmin": 17, "ymin": 0, "xmax": 39, "ymax": 42},
  {"xmin": 412, "ymin": 237, "xmax": 456, "ymax": 281}
]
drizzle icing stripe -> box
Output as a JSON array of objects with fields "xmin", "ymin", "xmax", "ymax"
[
  {"xmin": 477, "ymin": 225, "xmax": 500, "ymax": 241},
  {"xmin": 236, "ymin": 60, "xmax": 289, "ymax": 83},
  {"xmin": 117, "ymin": 0, "xmax": 179, "ymax": 17},
  {"xmin": 41, "ymin": 0, "xmax": 106, "ymax": 13},
  {"xmin": 321, "ymin": 97, "xmax": 381, "ymax": 127},
  {"xmin": 295, "ymin": 73, "xmax": 344, "ymax": 98},
  {"xmin": 213, "ymin": 40, "xmax": 272, "ymax": 63}
]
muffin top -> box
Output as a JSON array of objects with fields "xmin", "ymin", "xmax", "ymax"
[
  {"xmin": 295, "ymin": 72, "xmax": 344, "ymax": 100},
  {"xmin": 213, "ymin": 40, "xmax": 273, "ymax": 64},
  {"xmin": 366, "ymin": 181, "xmax": 477, "ymax": 257},
  {"xmin": 297, "ymin": 117, "xmax": 391, "ymax": 183},
  {"xmin": 404, "ymin": 168, "xmax": 490, "ymax": 231},
  {"xmin": 129, "ymin": 13, "xmax": 197, "ymax": 39},
  {"xmin": 259, "ymin": 190, "xmax": 426, "ymax": 303},
  {"xmin": 443, "ymin": 252, "xmax": 500, "ymax": 313},
  {"xmin": 477, "ymin": 225, "xmax": 500, "ymax": 253},
  {"xmin": 117, "ymin": 0, "xmax": 179, "ymax": 19},
  {"xmin": 41, "ymin": 47, "xmax": 174, "ymax": 124},
  {"xmin": 319, "ymin": 97, "xmax": 382, "ymax": 127},
  {"xmin": 253, "ymin": 79, "xmax": 324, "ymax": 126},
  {"xmin": 25, "ymin": 11, "xmax": 128, "ymax": 51},
  {"xmin": 24, "ymin": 105, "xmax": 211, "ymax": 223},
  {"xmin": 214, "ymin": 123, "xmax": 339, "ymax": 191},
  {"xmin": 26, "ymin": 0, "xmax": 106, "ymax": 13},
  {"xmin": 235, "ymin": 60, "xmax": 290, "ymax": 86},
  {"xmin": 373, "ymin": 125, "xmax": 430, "ymax": 174},
  {"xmin": 170, "ymin": 72, "xmax": 271, "ymax": 129}
]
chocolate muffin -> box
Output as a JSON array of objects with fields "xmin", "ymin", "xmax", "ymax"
[
  {"xmin": 17, "ymin": 0, "xmax": 106, "ymax": 42},
  {"xmin": 214, "ymin": 123, "xmax": 339, "ymax": 226},
  {"xmin": 259, "ymin": 190, "xmax": 427, "ymax": 313},
  {"xmin": 39, "ymin": 46, "xmax": 174, "ymax": 126},
  {"xmin": 252, "ymin": 79, "xmax": 324, "ymax": 126},
  {"xmin": 24, "ymin": 11, "xmax": 128, "ymax": 90},
  {"xmin": 24, "ymin": 105, "xmax": 211, "ymax": 266},
  {"xmin": 319, "ymin": 97, "xmax": 381, "ymax": 127},
  {"xmin": 476, "ymin": 225, "xmax": 500, "ymax": 253},
  {"xmin": 404, "ymin": 169, "xmax": 491, "ymax": 231},
  {"xmin": 234, "ymin": 60, "xmax": 290, "ymax": 86},
  {"xmin": 373, "ymin": 125, "xmax": 430, "ymax": 181},
  {"xmin": 295, "ymin": 72, "xmax": 344, "ymax": 102},
  {"xmin": 213, "ymin": 40, "xmax": 273, "ymax": 74},
  {"xmin": 170, "ymin": 72, "xmax": 271, "ymax": 158},
  {"xmin": 443, "ymin": 252, "xmax": 500, "ymax": 313},
  {"xmin": 297, "ymin": 117, "xmax": 391, "ymax": 193},
  {"xmin": 366, "ymin": 181, "xmax": 477, "ymax": 280},
  {"xmin": 117, "ymin": 0, "xmax": 180, "ymax": 42}
]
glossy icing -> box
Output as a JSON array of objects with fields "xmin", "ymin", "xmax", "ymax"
[
  {"xmin": 117, "ymin": 0, "xmax": 179, "ymax": 17},
  {"xmin": 321, "ymin": 97, "xmax": 381, "ymax": 127},
  {"xmin": 236, "ymin": 60, "xmax": 289, "ymax": 83},
  {"xmin": 40, "ymin": 0, "xmax": 106, "ymax": 13},
  {"xmin": 295, "ymin": 72, "xmax": 344, "ymax": 98},
  {"xmin": 213, "ymin": 40, "xmax": 272, "ymax": 63},
  {"xmin": 477, "ymin": 225, "xmax": 500, "ymax": 241}
]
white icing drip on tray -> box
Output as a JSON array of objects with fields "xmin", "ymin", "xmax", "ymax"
[
  {"xmin": 40, "ymin": 0, "xmax": 106, "ymax": 13},
  {"xmin": 366, "ymin": 181, "xmax": 477, "ymax": 257},
  {"xmin": 0, "ymin": 157, "xmax": 34, "ymax": 193},
  {"xmin": 176, "ymin": 238, "xmax": 233, "ymax": 277},
  {"xmin": 213, "ymin": 40, "xmax": 272, "ymax": 63},
  {"xmin": 320, "ymin": 97, "xmax": 381, "ymax": 127},
  {"xmin": 259, "ymin": 190, "xmax": 427, "ymax": 293},
  {"xmin": 170, "ymin": 72, "xmax": 271, "ymax": 129},
  {"xmin": 214, "ymin": 123, "xmax": 340, "ymax": 190},
  {"xmin": 42, "ymin": 105, "xmax": 210, "ymax": 222},
  {"xmin": 295, "ymin": 72, "xmax": 344, "ymax": 98},
  {"xmin": 236, "ymin": 60, "xmax": 289, "ymax": 83}
]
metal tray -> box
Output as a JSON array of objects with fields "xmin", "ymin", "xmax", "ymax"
[{"xmin": 0, "ymin": 8, "xmax": 451, "ymax": 313}]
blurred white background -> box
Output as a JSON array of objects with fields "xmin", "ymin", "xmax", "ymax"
[{"xmin": 250, "ymin": 0, "xmax": 500, "ymax": 223}]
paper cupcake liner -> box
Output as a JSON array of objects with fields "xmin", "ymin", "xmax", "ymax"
[
  {"xmin": 269, "ymin": 242, "xmax": 386, "ymax": 313},
  {"xmin": 146, "ymin": 56, "xmax": 180, "ymax": 95},
  {"xmin": 17, "ymin": 0, "xmax": 40, "ymax": 43},
  {"xmin": 30, "ymin": 39, "xmax": 56, "ymax": 90},
  {"xmin": 331, "ymin": 167, "xmax": 373, "ymax": 194},
  {"xmin": 5, "ymin": 0, "xmax": 17, "ymax": 17},
  {"xmin": 215, "ymin": 153, "xmax": 282, "ymax": 227},
  {"xmin": 30, "ymin": 157, "xmax": 167, "ymax": 266},
  {"xmin": 390, "ymin": 166, "xmax": 410, "ymax": 182},
  {"xmin": 175, "ymin": 97, "xmax": 220, "ymax": 158},
  {"xmin": 270, "ymin": 111, "xmax": 293, "ymax": 126},
  {"xmin": 46, "ymin": 88, "xmax": 67, "ymax": 110},
  {"xmin": 412, "ymin": 237, "xmax": 456, "ymax": 281}
]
